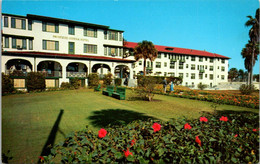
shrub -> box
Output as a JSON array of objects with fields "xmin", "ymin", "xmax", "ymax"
[
  {"xmin": 137, "ymin": 76, "xmax": 182, "ymax": 86},
  {"xmin": 70, "ymin": 78, "xmax": 81, "ymax": 89},
  {"xmin": 2, "ymin": 73, "xmax": 15, "ymax": 94},
  {"xmin": 239, "ymin": 84, "xmax": 255, "ymax": 95},
  {"xmin": 197, "ymin": 83, "xmax": 207, "ymax": 90},
  {"xmin": 167, "ymin": 76, "xmax": 183, "ymax": 85},
  {"xmin": 103, "ymin": 73, "xmax": 113, "ymax": 85},
  {"xmin": 136, "ymin": 76, "xmax": 156, "ymax": 101},
  {"xmin": 88, "ymin": 73, "xmax": 99, "ymax": 87},
  {"xmin": 114, "ymin": 78, "xmax": 122, "ymax": 86},
  {"xmin": 60, "ymin": 82, "xmax": 71, "ymax": 89},
  {"xmin": 26, "ymin": 72, "xmax": 46, "ymax": 92},
  {"xmin": 44, "ymin": 112, "xmax": 259, "ymax": 163}
]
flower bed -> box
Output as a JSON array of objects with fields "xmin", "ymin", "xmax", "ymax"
[
  {"xmin": 154, "ymin": 90, "xmax": 259, "ymax": 109},
  {"xmin": 42, "ymin": 112, "xmax": 259, "ymax": 163}
]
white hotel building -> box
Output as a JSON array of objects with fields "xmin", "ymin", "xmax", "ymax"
[{"xmin": 1, "ymin": 13, "xmax": 229, "ymax": 88}]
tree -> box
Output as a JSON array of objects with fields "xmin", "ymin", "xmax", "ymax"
[
  {"xmin": 228, "ymin": 68, "xmax": 239, "ymax": 82},
  {"xmin": 253, "ymin": 74, "xmax": 259, "ymax": 82},
  {"xmin": 134, "ymin": 40, "xmax": 158, "ymax": 76},
  {"xmin": 238, "ymin": 69, "xmax": 245, "ymax": 82},
  {"xmin": 244, "ymin": 8, "xmax": 259, "ymax": 85}
]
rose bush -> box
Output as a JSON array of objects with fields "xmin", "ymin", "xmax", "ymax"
[{"xmin": 43, "ymin": 112, "xmax": 259, "ymax": 163}]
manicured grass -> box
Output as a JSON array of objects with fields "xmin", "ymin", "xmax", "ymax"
[{"xmin": 2, "ymin": 89, "xmax": 258, "ymax": 163}]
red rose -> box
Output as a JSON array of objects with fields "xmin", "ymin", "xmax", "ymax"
[
  {"xmin": 98, "ymin": 128, "xmax": 107, "ymax": 138},
  {"xmin": 152, "ymin": 123, "xmax": 161, "ymax": 132},
  {"xmin": 124, "ymin": 148, "xmax": 133, "ymax": 157},
  {"xmin": 253, "ymin": 129, "xmax": 257, "ymax": 132},
  {"xmin": 195, "ymin": 136, "xmax": 202, "ymax": 146},
  {"xmin": 184, "ymin": 123, "xmax": 192, "ymax": 130},
  {"xmin": 234, "ymin": 134, "xmax": 238, "ymax": 138},
  {"xmin": 219, "ymin": 116, "xmax": 228, "ymax": 122},
  {"xmin": 131, "ymin": 139, "xmax": 135, "ymax": 146},
  {"xmin": 200, "ymin": 117, "xmax": 208, "ymax": 122},
  {"xmin": 39, "ymin": 156, "xmax": 44, "ymax": 161}
]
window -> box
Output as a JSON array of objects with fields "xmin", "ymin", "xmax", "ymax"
[
  {"xmin": 210, "ymin": 74, "xmax": 213, "ymax": 80},
  {"xmin": 164, "ymin": 54, "xmax": 167, "ymax": 58},
  {"xmin": 191, "ymin": 56, "xmax": 195, "ymax": 61},
  {"xmin": 218, "ymin": 66, "xmax": 219, "ymax": 69},
  {"xmin": 199, "ymin": 74, "xmax": 203, "ymax": 79},
  {"xmin": 28, "ymin": 20, "xmax": 32, "ymax": 30},
  {"xmin": 139, "ymin": 61, "xmax": 142, "ymax": 65},
  {"xmin": 205, "ymin": 74, "xmax": 207, "ymax": 78},
  {"xmin": 221, "ymin": 59, "xmax": 225, "ymax": 64},
  {"xmin": 205, "ymin": 65, "xmax": 208, "ymax": 69},
  {"xmin": 205, "ymin": 58, "xmax": 208, "ymax": 61},
  {"xmin": 209, "ymin": 66, "xmax": 213, "ymax": 71},
  {"xmin": 179, "ymin": 73, "xmax": 183, "ymax": 78},
  {"xmin": 186, "ymin": 64, "xmax": 189, "ymax": 68},
  {"xmin": 210, "ymin": 58, "xmax": 213, "ymax": 63},
  {"xmin": 4, "ymin": 16, "xmax": 8, "ymax": 27},
  {"xmin": 104, "ymin": 47, "xmax": 107, "ymax": 56},
  {"xmin": 221, "ymin": 75, "xmax": 225, "ymax": 80},
  {"xmin": 186, "ymin": 56, "xmax": 189, "ymax": 59},
  {"xmin": 29, "ymin": 39, "xmax": 33, "ymax": 50},
  {"xmin": 156, "ymin": 62, "xmax": 161, "ymax": 68},
  {"xmin": 221, "ymin": 66, "xmax": 225, "ymax": 72},
  {"xmin": 170, "ymin": 62, "xmax": 175, "ymax": 69},
  {"xmin": 191, "ymin": 64, "xmax": 195, "ymax": 70},
  {"xmin": 191, "ymin": 73, "xmax": 195, "ymax": 79},
  {"xmin": 11, "ymin": 17, "xmax": 26, "ymax": 29},
  {"xmin": 108, "ymin": 31, "xmax": 118, "ymax": 40},
  {"xmin": 157, "ymin": 53, "xmax": 161, "ymax": 59},
  {"xmin": 197, "ymin": 65, "xmax": 200, "ymax": 70},
  {"xmin": 4, "ymin": 37, "xmax": 9, "ymax": 48},
  {"xmin": 164, "ymin": 72, "xmax": 167, "ymax": 76},
  {"xmin": 43, "ymin": 40, "xmax": 59, "ymax": 51},
  {"xmin": 12, "ymin": 38, "xmax": 26, "ymax": 49},
  {"xmin": 84, "ymin": 44, "xmax": 97, "ymax": 54},
  {"xmin": 186, "ymin": 73, "xmax": 189, "ymax": 77},
  {"xmin": 199, "ymin": 57, "xmax": 203, "ymax": 62},
  {"xmin": 119, "ymin": 32, "xmax": 123, "ymax": 41},
  {"xmin": 108, "ymin": 47, "xmax": 118, "ymax": 56},
  {"xmin": 164, "ymin": 62, "xmax": 167, "ymax": 67},
  {"xmin": 68, "ymin": 25, "xmax": 75, "ymax": 35},
  {"xmin": 104, "ymin": 31, "xmax": 107, "ymax": 39},
  {"xmin": 179, "ymin": 63, "xmax": 183, "ymax": 69},
  {"xmin": 68, "ymin": 42, "xmax": 75, "ymax": 54},
  {"xmin": 84, "ymin": 27, "xmax": 97, "ymax": 38},
  {"xmin": 42, "ymin": 22, "xmax": 59, "ymax": 33},
  {"xmin": 119, "ymin": 48, "xmax": 123, "ymax": 57}
]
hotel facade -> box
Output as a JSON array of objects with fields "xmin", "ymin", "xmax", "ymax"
[{"xmin": 1, "ymin": 13, "xmax": 230, "ymax": 88}]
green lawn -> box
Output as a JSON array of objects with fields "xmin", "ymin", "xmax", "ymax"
[{"xmin": 2, "ymin": 89, "xmax": 258, "ymax": 163}]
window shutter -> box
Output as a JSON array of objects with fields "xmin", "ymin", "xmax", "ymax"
[
  {"xmin": 115, "ymin": 48, "xmax": 118, "ymax": 56},
  {"xmin": 5, "ymin": 37, "xmax": 9, "ymax": 48},
  {"xmin": 94, "ymin": 29, "xmax": 97, "ymax": 38},
  {"xmin": 42, "ymin": 22, "xmax": 46, "ymax": 31},
  {"xmin": 55, "ymin": 41, "xmax": 59, "ymax": 51},
  {"xmin": 104, "ymin": 31, "xmax": 107, "ymax": 40},
  {"xmin": 43, "ymin": 40, "xmax": 46, "ymax": 50},
  {"xmin": 94, "ymin": 45, "xmax": 97, "ymax": 54},
  {"xmin": 28, "ymin": 20, "xmax": 32, "ymax": 30},
  {"xmin": 84, "ymin": 27, "xmax": 87, "ymax": 36},
  {"xmin": 12, "ymin": 38, "xmax": 16, "ymax": 48},
  {"xmin": 4, "ymin": 17, "xmax": 8, "ymax": 27},
  {"xmin": 108, "ymin": 31, "xmax": 111, "ymax": 40},
  {"xmin": 104, "ymin": 47, "xmax": 107, "ymax": 56},
  {"xmin": 108, "ymin": 47, "xmax": 111, "ymax": 56},
  {"xmin": 22, "ymin": 39, "xmax": 27, "ymax": 49},
  {"xmin": 55, "ymin": 24, "xmax": 59, "ymax": 33},
  {"xmin": 29, "ymin": 40, "xmax": 33, "ymax": 50},
  {"xmin": 115, "ymin": 32, "xmax": 118, "ymax": 41},
  {"xmin": 11, "ymin": 18, "xmax": 15, "ymax": 28},
  {"xmin": 22, "ymin": 19, "xmax": 26, "ymax": 29}
]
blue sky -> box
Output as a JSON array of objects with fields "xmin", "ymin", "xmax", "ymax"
[{"xmin": 2, "ymin": 0, "xmax": 259, "ymax": 74}]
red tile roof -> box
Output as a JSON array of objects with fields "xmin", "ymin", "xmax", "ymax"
[
  {"xmin": 124, "ymin": 42, "xmax": 230, "ymax": 59},
  {"xmin": 3, "ymin": 51, "xmax": 135, "ymax": 62}
]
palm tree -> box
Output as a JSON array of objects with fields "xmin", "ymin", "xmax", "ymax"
[
  {"xmin": 134, "ymin": 40, "xmax": 158, "ymax": 76},
  {"xmin": 241, "ymin": 41, "xmax": 259, "ymax": 84},
  {"xmin": 245, "ymin": 8, "xmax": 259, "ymax": 84},
  {"xmin": 228, "ymin": 68, "xmax": 239, "ymax": 82}
]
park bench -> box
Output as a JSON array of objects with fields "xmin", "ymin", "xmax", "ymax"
[
  {"xmin": 112, "ymin": 87, "xmax": 126, "ymax": 100},
  {"xmin": 102, "ymin": 85, "xmax": 114, "ymax": 96},
  {"xmin": 94, "ymin": 84, "xmax": 101, "ymax": 92}
]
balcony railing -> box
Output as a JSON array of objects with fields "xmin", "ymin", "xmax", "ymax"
[
  {"xmin": 170, "ymin": 59, "xmax": 177, "ymax": 62},
  {"xmin": 179, "ymin": 59, "xmax": 185, "ymax": 63},
  {"xmin": 67, "ymin": 72, "xmax": 87, "ymax": 78},
  {"xmin": 146, "ymin": 67, "xmax": 153, "ymax": 70},
  {"xmin": 199, "ymin": 69, "xmax": 205, "ymax": 73},
  {"xmin": 38, "ymin": 71, "xmax": 62, "ymax": 78}
]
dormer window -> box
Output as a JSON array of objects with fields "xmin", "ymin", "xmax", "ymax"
[{"xmin": 165, "ymin": 47, "xmax": 174, "ymax": 51}]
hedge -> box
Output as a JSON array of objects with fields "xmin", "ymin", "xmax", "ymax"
[{"xmin": 42, "ymin": 112, "xmax": 259, "ymax": 163}]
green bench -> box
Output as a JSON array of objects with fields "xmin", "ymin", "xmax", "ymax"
[
  {"xmin": 94, "ymin": 84, "xmax": 101, "ymax": 92},
  {"xmin": 102, "ymin": 85, "xmax": 114, "ymax": 96},
  {"xmin": 112, "ymin": 87, "xmax": 126, "ymax": 100}
]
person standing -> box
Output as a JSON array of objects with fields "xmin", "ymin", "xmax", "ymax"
[
  {"xmin": 170, "ymin": 81, "xmax": 174, "ymax": 93},
  {"xmin": 163, "ymin": 78, "xmax": 167, "ymax": 93},
  {"xmin": 124, "ymin": 74, "xmax": 129, "ymax": 86}
]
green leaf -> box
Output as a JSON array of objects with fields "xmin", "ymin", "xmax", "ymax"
[
  {"xmin": 127, "ymin": 155, "xmax": 134, "ymax": 162},
  {"xmin": 115, "ymin": 152, "xmax": 122, "ymax": 159},
  {"xmin": 158, "ymin": 148, "xmax": 164, "ymax": 157},
  {"xmin": 209, "ymin": 138, "xmax": 217, "ymax": 142},
  {"xmin": 138, "ymin": 157, "xmax": 149, "ymax": 164}
]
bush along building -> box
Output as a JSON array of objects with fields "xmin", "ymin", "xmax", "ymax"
[{"xmin": 1, "ymin": 13, "xmax": 230, "ymax": 89}]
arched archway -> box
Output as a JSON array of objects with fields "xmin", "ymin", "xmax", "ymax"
[
  {"xmin": 92, "ymin": 64, "xmax": 111, "ymax": 78},
  {"xmin": 37, "ymin": 60, "xmax": 62, "ymax": 77},
  {"xmin": 66, "ymin": 62, "xmax": 88, "ymax": 78},
  {"xmin": 114, "ymin": 65, "xmax": 130, "ymax": 78},
  {"xmin": 6, "ymin": 59, "xmax": 32, "ymax": 76}
]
